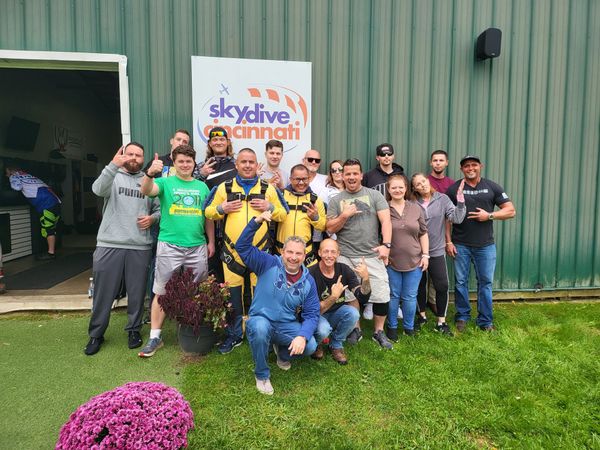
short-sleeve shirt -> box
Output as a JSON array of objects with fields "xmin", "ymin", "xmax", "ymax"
[
  {"xmin": 389, "ymin": 201, "xmax": 427, "ymax": 271},
  {"xmin": 154, "ymin": 176, "xmax": 210, "ymax": 247},
  {"xmin": 309, "ymin": 262, "xmax": 361, "ymax": 313},
  {"xmin": 428, "ymin": 175, "xmax": 454, "ymax": 194},
  {"xmin": 327, "ymin": 187, "xmax": 389, "ymax": 257},
  {"xmin": 446, "ymin": 178, "xmax": 510, "ymax": 247}
]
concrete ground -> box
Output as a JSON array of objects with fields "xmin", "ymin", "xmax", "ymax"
[{"xmin": 0, "ymin": 232, "xmax": 130, "ymax": 314}]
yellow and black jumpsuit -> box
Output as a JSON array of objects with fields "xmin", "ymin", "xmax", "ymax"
[
  {"xmin": 276, "ymin": 188, "xmax": 326, "ymax": 267},
  {"xmin": 204, "ymin": 177, "xmax": 288, "ymax": 342}
]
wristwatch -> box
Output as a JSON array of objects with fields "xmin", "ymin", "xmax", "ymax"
[
  {"xmin": 488, "ymin": 213, "xmax": 495, "ymax": 221},
  {"xmin": 382, "ymin": 243, "xmax": 392, "ymax": 249}
]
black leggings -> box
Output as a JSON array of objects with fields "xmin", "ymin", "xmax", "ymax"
[
  {"xmin": 372, "ymin": 302, "xmax": 389, "ymax": 317},
  {"xmin": 417, "ymin": 255, "xmax": 449, "ymax": 318}
]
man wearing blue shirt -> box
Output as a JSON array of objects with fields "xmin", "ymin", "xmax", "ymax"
[{"xmin": 237, "ymin": 211, "xmax": 319, "ymax": 395}]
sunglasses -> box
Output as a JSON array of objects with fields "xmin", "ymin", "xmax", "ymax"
[
  {"xmin": 330, "ymin": 167, "xmax": 343, "ymax": 173},
  {"xmin": 210, "ymin": 131, "xmax": 226, "ymax": 138},
  {"xmin": 292, "ymin": 177, "xmax": 309, "ymax": 183},
  {"xmin": 306, "ymin": 157, "xmax": 321, "ymax": 163},
  {"xmin": 377, "ymin": 151, "xmax": 393, "ymax": 157}
]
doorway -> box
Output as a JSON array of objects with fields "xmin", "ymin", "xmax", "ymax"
[{"xmin": 0, "ymin": 50, "xmax": 130, "ymax": 297}]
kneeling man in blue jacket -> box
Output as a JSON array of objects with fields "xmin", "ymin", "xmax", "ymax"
[{"xmin": 237, "ymin": 210, "xmax": 319, "ymax": 395}]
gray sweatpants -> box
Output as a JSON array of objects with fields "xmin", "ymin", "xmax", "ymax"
[{"xmin": 88, "ymin": 247, "xmax": 152, "ymax": 338}]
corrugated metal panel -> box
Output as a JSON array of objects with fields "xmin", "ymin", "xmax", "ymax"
[{"xmin": 1, "ymin": 0, "xmax": 599, "ymax": 291}]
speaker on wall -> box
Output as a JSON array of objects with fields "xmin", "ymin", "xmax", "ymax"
[{"xmin": 476, "ymin": 28, "xmax": 502, "ymax": 60}]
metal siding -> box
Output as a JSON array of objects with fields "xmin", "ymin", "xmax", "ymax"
[{"xmin": 0, "ymin": 0, "xmax": 598, "ymax": 292}]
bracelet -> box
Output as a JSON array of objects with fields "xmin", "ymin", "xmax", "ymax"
[
  {"xmin": 445, "ymin": 242, "xmax": 453, "ymax": 246},
  {"xmin": 422, "ymin": 254, "xmax": 430, "ymax": 259}
]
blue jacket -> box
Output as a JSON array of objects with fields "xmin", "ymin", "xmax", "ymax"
[{"xmin": 237, "ymin": 218, "xmax": 320, "ymax": 340}]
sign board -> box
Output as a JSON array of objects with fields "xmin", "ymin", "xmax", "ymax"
[{"xmin": 191, "ymin": 56, "xmax": 311, "ymax": 176}]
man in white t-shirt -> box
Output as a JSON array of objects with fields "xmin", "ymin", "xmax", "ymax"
[{"xmin": 303, "ymin": 149, "xmax": 328, "ymax": 250}]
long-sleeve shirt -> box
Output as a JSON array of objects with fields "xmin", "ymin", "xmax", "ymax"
[
  {"xmin": 416, "ymin": 192, "xmax": 465, "ymax": 257},
  {"xmin": 237, "ymin": 218, "xmax": 319, "ymax": 340},
  {"xmin": 92, "ymin": 162, "xmax": 160, "ymax": 250}
]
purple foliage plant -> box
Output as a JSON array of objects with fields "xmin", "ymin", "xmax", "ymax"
[{"xmin": 158, "ymin": 269, "xmax": 231, "ymax": 335}]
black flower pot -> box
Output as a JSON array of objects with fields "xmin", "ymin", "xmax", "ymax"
[{"xmin": 177, "ymin": 323, "xmax": 217, "ymax": 355}]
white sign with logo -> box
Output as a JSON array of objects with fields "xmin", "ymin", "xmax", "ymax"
[{"xmin": 191, "ymin": 56, "xmax": 311, "ymax": 176}]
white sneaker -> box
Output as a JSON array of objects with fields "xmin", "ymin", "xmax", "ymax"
[
  {"xmin": 363, "ymin": 303, "xmax": 373, "ymax": 320},
  {"xmin": 273, "ymin": 344, "xmax": 291, "ymax": 370},
  {"xmin": 255, "ymin": 377, "xmax": 274, "ymax": 395}
]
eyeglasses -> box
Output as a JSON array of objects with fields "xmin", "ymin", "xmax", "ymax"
[
  {"xmin": 292, "ymin": 177, "xmax": 309, "ymax": 183},
  {"xmin": 306, "ymin": 157, "xmax": 321, "ymax": 164},
  {"xmin": 330, "ymin": 167, "xmax": 343, "ymax": 173}
]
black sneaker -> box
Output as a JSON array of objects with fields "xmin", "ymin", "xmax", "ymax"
[
  {"xmin": 416, "ymin": 315, "xmax": 428, "ymax": 327},
  {"xmin": 403, "ymin": 328, "xmax": 416, "ymax": 337},
  {"xmin": 218, "ymin": 336, "xmax": 243, "ymax": 354},
  {"xmin": 36, "ymin": 252, "xmax": 56, "ymax": 261},
  {"xmin": 84, "ymin": 337, "xmax": 104, "ymax": 355},
  {"xmin": 128, "ymin": 331, "xmax": 143, "ymax": 349},
  {"xmin": 385, "ymin": 327, "xmax": 398, "ymax": 342},
  {"xmin": 372, "ymin": 330, "xmax": 393, "ymax": 349},
  {"xmin": 346, "ymin": 327, "xmax": 363, "ymax": 345},
  {"xmin": 435, "ymin": 323, "xmax": 454, "ymax": 336}
]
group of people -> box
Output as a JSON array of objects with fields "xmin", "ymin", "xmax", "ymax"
[{"xmin": 83, "ymin": 126, "xmax": 515, "ymax": 396}]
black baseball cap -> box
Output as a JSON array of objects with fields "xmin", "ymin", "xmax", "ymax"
[
  {"xmin": 376, "ymin": 143, "xmax": 394, "ymax": 156},
  {"xmin": 460, "ymin": 155, "xmax": 481, "ymax": 166},
  {"xmin": 208, "ymin": 126, "xmax": 228, "ymax": 139}
]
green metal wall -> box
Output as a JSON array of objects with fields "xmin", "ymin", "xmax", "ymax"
[{"xmin": 1, "ymin": 0, "xmax": 599, "ymax": 291}]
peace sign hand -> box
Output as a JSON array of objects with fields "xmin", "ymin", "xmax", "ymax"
[{"xmin": 112, "ymin": 146, "xmax": 128, "ymax": 168}]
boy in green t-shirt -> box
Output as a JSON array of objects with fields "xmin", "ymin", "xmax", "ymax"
[{"xmin": 139, "ymin": 144, "xmax": 215, "ymax": 357}]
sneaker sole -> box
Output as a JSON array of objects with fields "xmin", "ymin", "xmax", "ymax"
[{"xmin": 138, "ymin": 341, "xmax": 164, "ymax": 358}]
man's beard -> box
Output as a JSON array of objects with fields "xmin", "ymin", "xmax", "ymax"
[
  {"xmin": 432, "ymin": 168, "xmax": 445, "ymax": 175},
  {"xmin": 124, "ymin": 161, "xmax": 142, "ymax": 173}
]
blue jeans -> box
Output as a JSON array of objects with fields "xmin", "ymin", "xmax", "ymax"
[
  {"xmin": 314, "ymin": 305, "xmax": 360, "ymax": 349},
  {"xmin": 246, "ymin": 315, "xmax": 318, "ymax": 379},
  {"xmin": 453, "ymin": 243, "xmax": 496, "ymax": 327},
  {"xmin": 387, "ymin": 266, "xmax": 422, "ymax": 331}
]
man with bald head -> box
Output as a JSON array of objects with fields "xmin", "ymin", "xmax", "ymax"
[
  {"xmin": 309, "ymin": 238, "xmax": 371, "ymax": 364},
  {"xmin": 302, "ymin": 149, "xmax": 328, "ymax": 252},
  {"xmin": 302, "ymin": 149, "xmax": 328, "ymax": 200}
]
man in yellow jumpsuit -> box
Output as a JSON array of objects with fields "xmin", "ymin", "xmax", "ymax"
[
  {"xmin": 275, "ymin": 164, "xmax": 326, "ymax": 267},
  {"xmin": 205, "ymin": 148, "xmax": 288, "ymax": 354}
]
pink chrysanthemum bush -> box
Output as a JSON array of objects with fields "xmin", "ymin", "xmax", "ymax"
[{"xmin": 56, "ymin": 382, "xmax": 194, "ymax": 450}]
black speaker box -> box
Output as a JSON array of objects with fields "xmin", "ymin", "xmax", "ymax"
[{"xmin": 476, "ymin": 28, "xmax": 502, "ymax": 60}]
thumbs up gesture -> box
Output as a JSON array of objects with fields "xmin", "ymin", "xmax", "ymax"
[{"xmin": 147, "ymin": 153, "xmax": 164, "ymax": 177}]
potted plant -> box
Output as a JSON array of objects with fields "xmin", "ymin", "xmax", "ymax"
[
  {"xmin": 158, "ymin": 269, "xmax": 231, "ymax": 355},
  {"xmin": 56, "ymin": 382, "xmax": 194, "ymax": 449}
]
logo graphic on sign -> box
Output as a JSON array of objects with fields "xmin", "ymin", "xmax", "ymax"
[
  {"xmin": 196, "ymin": 84, "xmax": 308, "ymax": 150},
  {"xmin": 192, "ymin": 56, "xmax": 312, "ymax": 174}
]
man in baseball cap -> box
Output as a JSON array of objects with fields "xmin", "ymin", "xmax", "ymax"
[
  {"xmin": 362, "ymin": 143, "xmax": 405, "ymax": 198},
  {"xmin": 445, "ymin": 155, "xmax": 515, "ymax": 332}
]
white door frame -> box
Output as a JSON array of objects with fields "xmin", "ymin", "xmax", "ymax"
[{"xmin": 0, "ymin": 49, "xmax": 130, "ymax": 143}]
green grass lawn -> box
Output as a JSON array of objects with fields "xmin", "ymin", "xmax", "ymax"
[{"xmin": 1, "ymin": 302, "xmax": 599, "ymax": 449}]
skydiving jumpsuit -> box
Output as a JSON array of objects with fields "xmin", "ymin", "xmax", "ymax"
[
  {"xmin": 204, "ymin": 176, "xmax": 288, "ymax": 341},
  {"xmin": 276, "ymin": 187, "xmax": 326, "ymax": 267}
]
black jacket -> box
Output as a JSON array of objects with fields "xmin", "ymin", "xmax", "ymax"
[{"xmin": 362, "ymin": 163, "xmax": 405, "ymax": 197}]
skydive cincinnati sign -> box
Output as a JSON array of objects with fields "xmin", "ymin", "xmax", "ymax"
[{"xmin": 191, "ymin": 56, "xmax": 311, "ymax": 174}]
